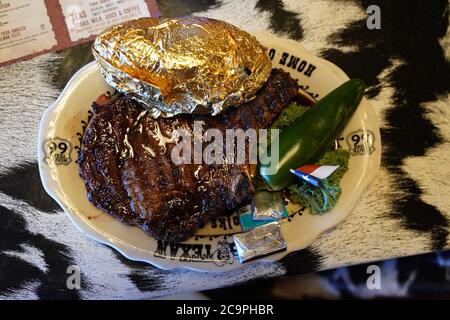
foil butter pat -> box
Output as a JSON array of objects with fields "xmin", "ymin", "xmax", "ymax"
[
  {"xmin": 233, "ymin": 222, "xmax": 287, "ymax": 263},
  {"xmin": 93, "ymin": 17, "xmax": 272, "ymax": 118},
  {"xmin": 251, "ymin": 191, "xmax": 285, "ymax": 221}
]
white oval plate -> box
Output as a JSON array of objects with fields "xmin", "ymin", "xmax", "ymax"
[{"xmin": 38, "ymin": 31, "xmax": 381, "ymax": 272}]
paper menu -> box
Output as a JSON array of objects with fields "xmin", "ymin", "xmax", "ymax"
[
  {"xmin": 59, "ymin": 0, "xmax": 151, "ymax": 42},
  {"xmin": 0, "ymin": 0, "xmax": 159, "ymax": 67},
  {"xmin": 0, "ymin": 0, "xmax": 57, "ymax": 64}
]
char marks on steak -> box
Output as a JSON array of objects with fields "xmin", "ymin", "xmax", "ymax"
[{"xmin": 78, "ymin": 69, "xmax": 301, "ymax": 241}]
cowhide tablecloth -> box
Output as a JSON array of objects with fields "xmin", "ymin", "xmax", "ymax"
[{"xmin": 0, "ymin": 0, "xmax": 449, "ymax": 299}]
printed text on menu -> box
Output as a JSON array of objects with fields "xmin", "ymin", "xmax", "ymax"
[{"xmin": 59, "ymin": 0, "xmax": 150, "ymax": 42}]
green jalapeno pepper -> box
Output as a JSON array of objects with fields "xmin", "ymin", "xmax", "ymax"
[{"xmin": 259, "ymin": 79, "xmax": 366, "ymax": 190}]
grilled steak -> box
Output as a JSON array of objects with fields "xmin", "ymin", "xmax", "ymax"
[{"xmin": 78, "ymin": 68, "xmax": 302, "ymax": 241}]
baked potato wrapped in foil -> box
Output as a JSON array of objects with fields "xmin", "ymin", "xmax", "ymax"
[{"xmin": 93, "ymin": 17, "xmax": 272, "ymax": 118}]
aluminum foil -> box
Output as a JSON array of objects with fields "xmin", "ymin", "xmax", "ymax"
[
  {"xmin": 93, "ymin": 17, "xmax": 272, "ymax": 118},
  {"xmin": 233, "ymin": 223, "xmax": 287, "ymax": 263},
  {"xmin": 251, "ymin": 191, "xmax": 285, "ymax": 221},
  {"xmin": 239, "ymin": 204, "xmax": 288, "ymax": 232}
]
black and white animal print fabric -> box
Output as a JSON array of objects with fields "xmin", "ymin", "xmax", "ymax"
[{"xmin": 0, "ymin": 0, "xmax": 449, "ymax": 299}]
